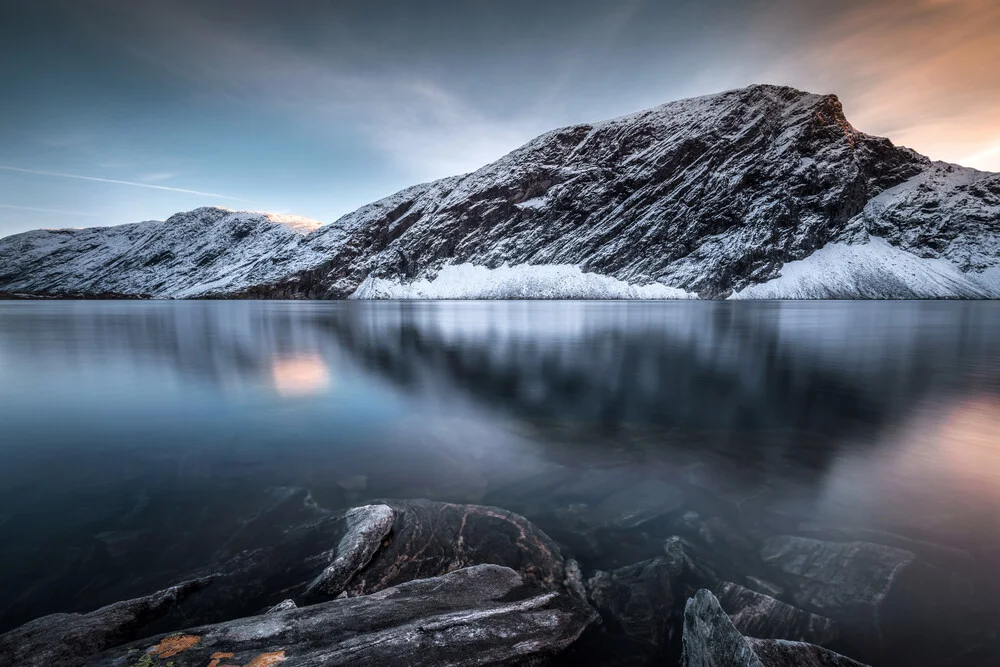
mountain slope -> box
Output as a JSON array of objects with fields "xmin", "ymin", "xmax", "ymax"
[
  {"xmin": 0, "ymin": 208, "xmax": 324, "ymax": 298},
  {"xmin": 1, "ymin": 84, "xmax": 997, "ymax": 299}
]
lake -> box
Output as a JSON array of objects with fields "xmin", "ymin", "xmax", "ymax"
[{"xmin": 1, "ymin": 300, "xmax": 999, "ymax": 665}]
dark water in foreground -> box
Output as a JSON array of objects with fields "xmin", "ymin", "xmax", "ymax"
[{"xmin": 1, "ymin": 300, "xmax": 999, "ymax": 664}]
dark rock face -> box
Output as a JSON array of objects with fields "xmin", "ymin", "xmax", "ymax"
[
  {"xmin": 84, "ymin": 565, "xmax": 598, "ymax": 667},
  {"xmin": 759, "ymin": 536, "xmax": 914, "ymax": 628},
  {"xmin": 681, "ymin": 588, "xmax": 765, "ymax": 667},
  {"xmin": 715, "ymin": 581, "xmax": 838, "ymax": 647},
  {"xmin": 681, "ymin": 589, "xmax": 870, "ymax": 667},
  {"xmin": 2, "ymin": 84, "xmax": 997, "ymax": 300},
  {"xmin": 0, "ymin": 579, "xmax": 210, "ymax": 667},
  {"xmin": 584, "ymin": 538, "xmax": 722, "ymax": 662},
  {"xmin": 746, "ymin": 638, "xmax": 868, "ymax": 667},
  {"xmin": 587, "ymin": 557, "xmax": 677, "ymax": 647},
  {"xmin": 346, "ymin": 499, "xmax": 567, "ymax": 595}
]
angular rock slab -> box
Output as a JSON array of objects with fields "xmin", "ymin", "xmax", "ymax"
[
  {"xmin": 716, "ymin": 581, "xmax": 838, "ymax": 647},
  {"xmin": 85, "ymin": 565, "xmax": 598, "ymax": 667},
  {"xmin": 682, "ymin": 589, "xmax": 869, "ymax": 667},
  {"xmin": 682, "ymin": 589, "xmax": 765, "ymax": 667},
  {"xmin": 0, "ymin": 579, "xmax": 210, "ymax": 667},
  {"xmin": 746, "ymin": 638, "xmax": 868, "ymax": 667},
  {"xmin": 587, "ymin": 557, "xmax": 678, "ymax": 647},
  {"xmin": 759, "ymin": 536, "xmax": 914, "ymax": 626},
  {"xmin": 329, "ymin": 499, "xmax": 567, "ymax": 597}
]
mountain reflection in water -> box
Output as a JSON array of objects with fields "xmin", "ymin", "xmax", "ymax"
[{"xmin": 0, "ymin": 300, "xmax": 998, "ymax": 665}]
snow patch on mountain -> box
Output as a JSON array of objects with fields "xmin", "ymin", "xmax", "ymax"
[
  {"xmin": 729, "ymin": 237, "xmax": 1000, "ymax": 299},
  {"xmin": 348, "ymin": 264, "xmax": 697, "ymax": 300}
]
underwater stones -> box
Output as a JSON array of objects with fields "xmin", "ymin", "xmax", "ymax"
[
  {"xmin": 85, "ymin": 565, "xmax": 598, "ymax": 667},
  {"xmin": 715, "ymin": 581, "xmax": 838, "ymax": 647},
  {"xmin": 759, "ymin": 536, "xmax": 915, "ymax": 624},
  {"xmin": 746, "ymin": 638, "xmax": 869, "ymax": 667},
  {"xmin": 0, "ymin": 578, "xmax": 211, "ymax": 667},
  {"xmin": 587, "ymin": 557, "xmax": 678, "ymax": 647},
  {"xmin": 588, "ymin": 479, "xmax": 685, "ymax": 530}
]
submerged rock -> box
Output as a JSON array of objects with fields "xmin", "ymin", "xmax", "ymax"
[
  {"xmin": 715, "ymin": 581, "xmax": 838, "ymax": 647},
  {"xmin": 746, "ymin": 638, "xmax": 868, "ymax": 667},
  {"xmin": 585, "ymin": 537, "xmax": 721, "ymax": 662},
  {"xmin": 759, "ymin": 536, "xmax": 914, "ymax": 627},
  {"xmin": 85, "ymin": 565, "xmax": 598, "ymax": 667},
  {"xmin": 682, "ymin": 589, "xmax": 869, "ymax": 667},
  {"xmin": 587, "ymin": 557, "xmax": 678, "ymax": 647},
  {"xmin": 0, "ymin": 579, "xmax": 210, "ymax": 667},
  {"xmin": 588, "ymin": 479, "xmax": 685, "ymax": 530}
]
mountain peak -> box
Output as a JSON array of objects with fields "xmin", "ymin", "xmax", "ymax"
[{"xmin": 1, "ymin": 85, "xmax": 996, "ymax": 300}]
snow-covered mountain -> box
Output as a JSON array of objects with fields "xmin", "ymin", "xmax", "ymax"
[{"xmin": 1, "ymin": 84, "xmax": 998, "ymax": 299}]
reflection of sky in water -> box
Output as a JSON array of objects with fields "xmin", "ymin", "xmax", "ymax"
[
  {"xmin": 820, "ymin": 395, "xmax": 1000, "ymax": 548},
  {"xmin": 0, "ymin": 300, "xmax": 999, "ymax": 651}
]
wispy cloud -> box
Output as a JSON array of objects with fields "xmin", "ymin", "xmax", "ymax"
[
  {"xmin": 0, "ymin": 204, "xmax": 104, "ymax": 217},
  {"xmin": 0, "ymin": 165, "xmax": 246, "ymax": 201}
]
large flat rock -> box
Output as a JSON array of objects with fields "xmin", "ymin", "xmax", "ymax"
[
  {"xmin": 84, "ymin": 565, "xmax": 598, "ymax": 667},
  {"xmin": 715, "ymin": 581, "xmax": 838, "ymax": 647},
  {"xmin": 759, "ymin": 536, "xmax": 914, "ymax": 625}
]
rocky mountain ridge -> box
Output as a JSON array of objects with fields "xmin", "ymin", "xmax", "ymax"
[{"xmin": 1, "ymin": 84, "xmax": 997, "ymax": 299}]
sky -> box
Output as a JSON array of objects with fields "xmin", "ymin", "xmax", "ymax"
[{"xmin": 1, "ymin": 0, "xmax": 998, "ymax": 237}]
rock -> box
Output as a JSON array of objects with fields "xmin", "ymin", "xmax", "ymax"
[
  {"xmin": 2, "ymin": 495, "xmax": 570, "ymax": 664},
  {"xmin": 681, "ymin": 589, "xmax": 870, "ymax": 667},
  {"xmin": 0, "ymin": 578, "xmax": 210, "ymax": 667},
  {"xmin": 266, "ymin": 600, "xmax": 296, "ymax": 614},
  {"xmin": 84, "ymin": 565, "xmax": 598, "ymax": 667},
  {"xmin": 563, "ymin": 559, "xmax": 588, "ymax": 601},
  {"xmin": 681, "ymin": 589, "xmax": 765, "ymax": 667},
  {"xmin": 587, "ymin": 479, "xmax": 685, "ymax": 530},
  {"xmin": 664, "ymin": 536, "xmax": 722, "ymax": 596},
  {"xmin": 584, "ymin": 537, "xmax": 722, "ymax": 662},
  {"xmin": 745, "ymin": 577, "xmax": 784, "ymax": 599},
  {"xmin": 301, "ymin": 504, "xmax": 396, "ymax": 598},
  {"xmin": 340, "ymin": 499, "xmax": 567, "ymax": 595},
  {"xmin": 759, "ymin": 536, "xmax": 914, "ymax": 627},
  {"xmin": 794, "ymin": 522, "xmax": 975, "ymax": 569},
  {"xmin": 587, "ymin": 557, "xmax": 677, "ymax": 647},
  {"xmin": 715, "ymin": 581, "xmax": 838, "ymax": 647},
  {"xmin": 746, "ymin": 638, "xmax": 869, "ymax": 667}
]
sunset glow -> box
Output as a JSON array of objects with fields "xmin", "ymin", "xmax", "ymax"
[{"xmin": 270, "ymin": 354, "xmax": 331, "ymax": 397}]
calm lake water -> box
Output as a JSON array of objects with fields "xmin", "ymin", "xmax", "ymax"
[{"xmin": 1, "ymin": 300, "xmax": 999, "ymax": 665}]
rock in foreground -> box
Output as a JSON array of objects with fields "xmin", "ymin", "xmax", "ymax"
[
  {"xmin": 85, "ymin": 565, "xmax": 597, "ymax": 667},
  {"xmin": 682, "ymin": 589, "xmax": 869, "ymax": 667}
]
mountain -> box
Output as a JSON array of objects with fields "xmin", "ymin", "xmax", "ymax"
[{"xmin": 1, "ymin": 84, "xmax": 998, "ymax": 299}]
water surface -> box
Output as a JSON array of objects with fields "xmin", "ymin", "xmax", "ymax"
[{"xmin": 1, "ymin": 300, "xmax": 999, "ymax": 665}]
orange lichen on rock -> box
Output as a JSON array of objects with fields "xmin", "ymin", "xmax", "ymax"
[
  {"xmin": 149, "ymin": 634, "xmax": 201, "ymax": 658},
  {"xmin": 245, "ymin": 651, "xmax": 288, "ymax": 667},
  {"xmin": 207, "ymin": 652, "xmax": 237, "ymax": 667}
]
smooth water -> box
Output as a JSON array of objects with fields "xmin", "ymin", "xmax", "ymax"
[{"xmin": 1, "ymin": 300, "xmax": 999, "ymax": 664}]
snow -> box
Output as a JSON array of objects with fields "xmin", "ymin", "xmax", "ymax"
[
  {"xmin": 514, "ymin": 196, "xmax": 548, "ymax": 210},
  {"xmin": 348, "ymin": 263, "xmax": 697, "ymax": 300},
  {"xmin": 729, "ymin": 237, "xmax": 1000, "ymax": 299}
]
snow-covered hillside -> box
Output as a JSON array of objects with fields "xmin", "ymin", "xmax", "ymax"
[
  {"xmin": 1, "ymin": 84, "xmax": 997, "ymax": 299},
  {"xmin": 0, "ymin": 208, "xmax": 326, "ymax": 298}
]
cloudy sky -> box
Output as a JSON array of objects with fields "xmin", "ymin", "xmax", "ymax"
[{"xmin": 1, "ymin": 0, "xmax": 998, "ymax": 236}]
